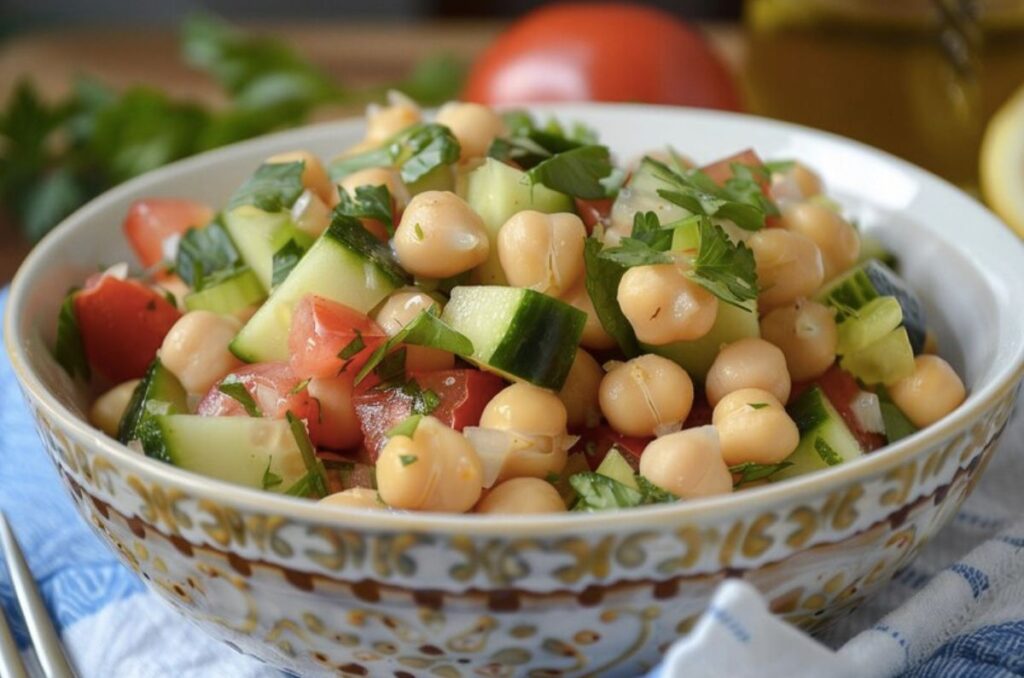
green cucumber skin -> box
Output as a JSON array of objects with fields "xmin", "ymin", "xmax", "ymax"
[
  {"xmin": 117, "ymin": 358, "xmax": 188, "ymax": 446},
  {"xmin": 184, "ymin": 267, "xmax": 266, "ymax": 315},
  {"xmin": 230, "ymin": 215, "xmax": 407, "ymax": 363},
  {"xmin": 485, "ymin": 290, "xmax": 586, "ymax": 390},
  {"xmin": 816, "ymin": 259, "xmax": 926, "ymax": 353},
  {"xmin": 774, "ymin": 386, "xmax": 863, "ymax": 481}
]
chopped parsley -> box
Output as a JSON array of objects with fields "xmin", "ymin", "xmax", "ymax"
[
  {"xmin": 729, "ymin": 461, "xmax": 793, "ymax": 487},
  {"xmin": 228, "ymin": 160, "xmax": 306, "ymax": 213},
  {"xmin": 262, "ymin": 459, "xmax": 283, "ymax": 490},
  {"xmin": 686, "ymin": 218, "xmax": 759, "ymax": 311},
  {"xmin": 814, "ymin": 437, "xmax": 843, "ymax": 466},
  {"xmin": 570, "ymin": 472, "xmax": 678, "ymax": 512},
  {"xmin": 354, "ymin": 309, "xmax": 473, "ymax": 385},
  {"xmin": 217, "ymin": 376, "xmax": 262, "ymax": 417},
  {"xmin": 53, "ymin": 288, "xmax": 90, "ymax": 381},
  {"xmin": 337, "ymin": 330, "xmax": 365, "ymax": 361},
  {"xmin": 386, "ymin": 414, "xmax": 423, "ymax": 439},
  {"xmin": 748, "ymin": 402, "xmax": 770, "ymax": 410},
  {"xmin": 270, "ymin": 238, "xmax": 305, "ymax": 288},
  {"xmin": 399, "ymin": 454, "xmax": 418, "ymax": 467},
  {"xmin": 527, "ymin": 144, "xmax": 614, "ymax": 199},
  {"xmin": 336, "ymin": 184, "xmax": 394, "ymax": 234}
]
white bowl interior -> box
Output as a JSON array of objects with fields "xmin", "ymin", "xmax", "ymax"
[{"xmin": 7, "ymin": 103, "xmax": 1024, "ymax": 529}]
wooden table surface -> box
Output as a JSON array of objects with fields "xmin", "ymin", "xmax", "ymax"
[{"xmin": 0, "ymin": 22, "xmax": 744, "ymax": 283}]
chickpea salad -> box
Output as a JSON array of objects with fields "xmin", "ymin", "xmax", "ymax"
[{"xmin": 54, "ymin": 98, "xmax": 967, "ymax": 515}]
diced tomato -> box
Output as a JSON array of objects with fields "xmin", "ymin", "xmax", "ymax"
[
  {"xmin": 74, "ymin": 274, "xmax": 181, "ymax": 382},
  {"xmin": 354, "ymin": 369, "xmax": 506, "ymax": 460},
  {"xmin": 288, "ymin": 295, "xmax": 388, "ymax": 380},
  {"xmin": 122, "ymin": 199, "xmax": 214, "ymax": 269},
  {"xmin": 572, "ymin": 425, "xmax": 650, "ymax": 471},
  {"xmin": 700, "ymin": 149, "xmax": 768, "ymax": 189},
  {"xmin": 792, "ymin": 365, "xmax": 887, "ymax": 452},
  {"xmin": 197, "ymin": 362, "xmax": 319, "ymax": 423},
  {"xmin": 574, "ymin": 197, "xmax": 614, "ymax": 233},
  {"xmin": 305, "ymin": 375, "xmax": 364, "ymax": 450}
]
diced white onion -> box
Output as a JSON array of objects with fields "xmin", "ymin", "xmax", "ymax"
[
  {"xmin": 102, "ymin": 262, "xmax": 130, "ymax": 281},
  {"xmin": 850, "ymin": 391, "xmax": 885, "ymax": 434},
  {"xmin": 161, "ymin": 234, "xmax": 182, "ymax": 266}
]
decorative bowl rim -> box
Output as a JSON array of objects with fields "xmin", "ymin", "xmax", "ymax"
[{"xmin": 6, "ymin": 102, "xmax": 1024, "ymax": 536}]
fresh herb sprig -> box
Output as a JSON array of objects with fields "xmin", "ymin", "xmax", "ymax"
[{"xmin": 0, "ymin": 14, "xmax": 465, "ymax": 242}]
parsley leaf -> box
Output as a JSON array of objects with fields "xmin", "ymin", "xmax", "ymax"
[
  {"xmin": 328, "ymin": 123, "xmax": 460, "ymax": 185},
  {"xmin": 645, "ymin": 156, "xmax": 775, "ymax": 231},
  {"xmin": 405, "ymin": 380, "xmax": 441, "ymax": 416},
  {"xmin": 336, "ymin": 184, "xmax": 393, "ymax": 233},
  {"xmin": 355, "ymin": 310, "xmax": 473, "ymax": 384},
  {"xmin": 686, "ymin": 218, "xmax": 759, "ymax": 311},
  {"xmin": 53, "ymin": 288, "xmax": 90, "ymax": 381},
  {"xmin": 629, "ymin": 211, "xmax": 674, "ymax": 251},
  {"xmin": 373, "ymin": 347, "xmax": 407, "ymax": 383},
  {"xmin": 399, "ymin": 454, "xmax": 419, "ymax": 467},
  {"xmin": 527, "ymin": 145, "xmax": 613, "ymax": 199},
  {"xmin": 729, "ymin": 461, "xmax": 793, "ymax": 487},
  {"xmin": 262, "ymin": 459, "xmax": 283, "ymax": 490},
  {"xmin": 570, "ymin": 472, "xmax": 678, "ymax": 511},
  {"xmin": 217, "ymin": 376, "xmax": 262, "ymax": 417},
  {"xmin": 325, "ymin": 214, "xmax": 410, "ymax": 287},
  {"xmin": 814, "ymin": 437, "xmax": 843, "ymax": 466},
  {"xmin": 270, "ymin": 238, "xmax": 305, "ymax": 288},
  {"xmin": 582, "ymin": 237, "xmax": 639, "ymax": 357},
  {"xmin": 175, "ymin": 221, "xmax": 241, "ymax": 290},
  {"xmin": 387, "ymin": 414, "xmax": 423, "ymax": 439},
  {"xmin": 284, "ymin": 411, "xmax": 328, "ymax": 498},
  {"xmin": 748, "ymin": 402, "xmax": 770, "ymax": 410},
  {"xmin": 228, "ymin": 161, "xmax": 306, "ymax": 212},
  {"xmin": 337, "ymin": 330, "xmax": 366, "ymax": 361},
  {"xmin": 597, "ymin": 237, "xmax": 674, "ymax": 268},
  {"xmin": 570, "ymin": 473, "xmax": 644, "ymax": 511}
]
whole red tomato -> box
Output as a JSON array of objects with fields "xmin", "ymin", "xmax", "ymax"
[{"xmin": 464, "ymin": 4, "xmax": 740, "ymax": 110}]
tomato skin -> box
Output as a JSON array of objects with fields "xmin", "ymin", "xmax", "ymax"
[
  {"xmin": 573, "ymin": 425, "xmax": 650, "ymax": 471},
  {"xmin": 122, "ymin": 199, "xmax": 214, "ymax": 269},
  {"xmin": 574, "ymin": 197, "xmax": 613, "ymax": 233},
  {"xmin": 464, "ymin": 4, "xmax": 739, "ymax": 110},
  {"xmin": 700, "ymin": 149, "xmax": 768, "ymax": 189},
  {"xmin": 74, "ymin": 275, "xmax": 182, "ymax": 382},
  {"xmin": 288, "ymin": 295, "xmax": 388, "ymax": 380},
  {"xmin": 353, "ymin": 369, "xmax": 506, "ymax": 460},
  {"xmin": 792, "ymin": 365, "xmax": 887, "ymax": 452},
  {"xmin": 197, "ymin": 362, "xmax": 319, "ymax": 423}
]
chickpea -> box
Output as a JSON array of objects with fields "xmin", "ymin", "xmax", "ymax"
[
  {"xmin": 760, "ymin": 300, "xmax": 838, "ymax": 381},
  {"xmin": 599, "ymin": 355, "xmax": 694, "ymax": 437},
  {"xmin": 748, "ymin": 229, "xmax": 825, "ymax": 309},
  {"xmin": 557, "ymin": 350, "xmax": 604, "ymax": 429},
  {"xmin": 290, "ymin": 189, "xmax": 332, "ymax": 238},
  {"xmin": 307, "ymin": 377, "xmax": 363, "ymax": 450},
  {"xmin": 706, "ymin": 338, "xmax": 791, "ymax": 407},
  {"xmin": 435, "ymin": 102, "xmax": 506, "ymax": 161},
  {"xmin": 393, "ymin": 191, "xmax": 490, "ymax": 279},
  {"xmin": 618, "ymin": 263, "xmax": 719, "ymax": 345},
  {"xmin": 772, "ymin": 161, "xmax": 823, "ymax": 201},
  {"xmin": 337, "ymin": 166, "xmax": 411, "ymax": 212},
  {"xmin": 782, "ymin": 202, "xmax": 860, "ymax": 281},
  {"xmin": 160, "ymin": 311, "xmax": 243, "ymax": 396},
  {"xmin": 498, "ymin": 211, "xmax": 586, "ymax": 297},
  {"xmin": 562, "ymin": 281, "xmax": 617, "ymax": 350},
  {"xmin": 318, "ymin": 487, "xmax": 382, "ymax": 510},
  {"xmin": 638, "ymin": 426, "xmax": 733, "ymax": 499},
  {"xmin": 476, "ymin": 478, "xmax": 566, "ymax": 514},
  {"xmin": 266, "ymin": 150, "xmax": 334, "ymax": 206},
  {"xmin": 89, "ymin": 379, "xmax": 141, "ymax": 437},
  {"xmin": 376, "ymin": 416, "xmax": 482, "ymax": 512},
  {"xmin": 373, "ymin": 288, "xmax": 455, "ymax": 372},
  {"xmin": 480, "ymin": 383, "xmax": 569, "ymax": 482},
  {"xmin": 365, "ymin": 94, "xmax": 421, "ymax": 143},
  {"xmin": 888, "ymin": 355, "xmax": 966, "ymax": 428},
  {"xmin": 712, "ymin": 388, "xmax": 799, "ymax": 465}
]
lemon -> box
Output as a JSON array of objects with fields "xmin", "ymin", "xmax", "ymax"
[{"xmin": 980, "ymin": 84, "xmax": 1024, "ymax": 237}]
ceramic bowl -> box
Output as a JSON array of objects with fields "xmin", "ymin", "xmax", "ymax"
[{"xmin": 6, "ymin": 104, "xmax": 1024, "ymax": 677}]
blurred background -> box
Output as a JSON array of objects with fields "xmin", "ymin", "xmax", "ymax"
[{"xmin": 1, "ymin": 0, "xmax": 1023, "ymax": 281}]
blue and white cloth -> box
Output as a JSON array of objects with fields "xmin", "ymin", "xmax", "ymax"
[{"xmin": 2, "ymin": 284, "xmax": 1023, "ymax": 677}]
